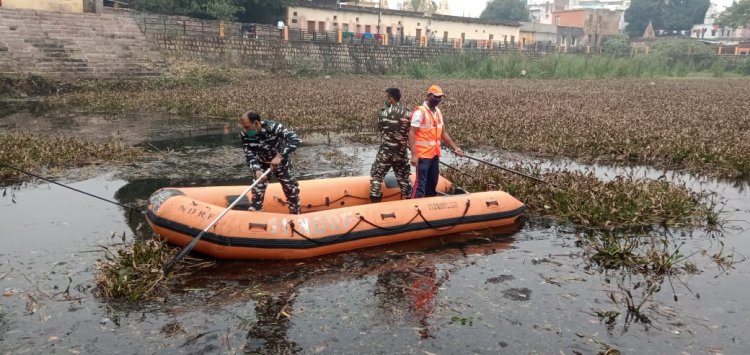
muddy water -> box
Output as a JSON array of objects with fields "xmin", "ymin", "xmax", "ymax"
[{"xmin": 1, "ymin": 112, "xmax": 749, "ymax": 354}]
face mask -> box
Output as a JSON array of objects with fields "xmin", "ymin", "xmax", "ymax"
[
  {"xmin": 384, "ymin": 99, "xmax": 391, "ymax": 108},
  {"xmin": 244, "ymin": 123, "xmax": 259, "ymax": 136}
]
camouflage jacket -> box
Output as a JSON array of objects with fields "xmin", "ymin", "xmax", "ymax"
[
  {"xmin": 240, "ymin": 120, "xmax": 300, "ymax": 171},
  {"xmin": 377, "ymin": 102, "xmax": 411, "ymax": 154}
]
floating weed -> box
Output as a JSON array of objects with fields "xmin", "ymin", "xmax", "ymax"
[
  {"xmin": 449, "ymin": 315, "xmax": 474, "ymax": 326},
  {"xmin": 704, "ymin": 240, "xmax": 746, "ymax": 273},
  {"xmin": 444, "ymin": 162, "xmax": 720, "ymax": 230},
  {"xmin": 46, "ymin": 78, "xmax": 750, "ymax": 179},
  {"xmin": 0, "ymin": 132, "xmax": 145, "ymax": 181},
  {"xmin": 95, "ymin": 235, "xmax": 213, "ymax": 302}
]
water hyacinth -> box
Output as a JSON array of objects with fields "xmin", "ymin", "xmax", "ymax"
[
  {"xmin": 95, "ymin": 236, "xmax": 213, "ymax": 302},
  {"xmin": 443, "ymin": 163, "xmax": 719, "ymax": 229},
  {"xmin": 0, "ymin": 132, "xmax": 144, "ymax": 181},
  {"xmin": 52, "ymin": 79, "xmax": 750, "ymax": 179}
]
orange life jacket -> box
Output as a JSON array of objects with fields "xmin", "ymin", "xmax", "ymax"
[{"xmin": 412, "ymin": 104, "xmax": 443, "ymax": 159}]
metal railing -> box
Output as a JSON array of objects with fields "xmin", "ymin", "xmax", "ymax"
[
  {"xmin": 140, "ymin": 15, "xmax": 282, "ymax": 40},
  {"xmin": 137, "ymin": 14, "xmax": 594, "ymax": 54}
]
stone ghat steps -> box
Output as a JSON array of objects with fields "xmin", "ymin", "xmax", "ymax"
[{"xmin": 0, "ymin": 8, "xmax": 165, "ymax": 79}]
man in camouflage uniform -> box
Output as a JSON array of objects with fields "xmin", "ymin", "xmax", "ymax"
[
  {"xmin": 240, "ymin": 111, "xmax": 302, "ymax": 214},
  {"xmin": 370, "ymin": 88, "xmax": 412, "ymax": 203}
]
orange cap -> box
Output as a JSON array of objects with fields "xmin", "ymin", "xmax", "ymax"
[{"xmin": 427, "ymin": 85, "xmax": 444, "ymax": 97}]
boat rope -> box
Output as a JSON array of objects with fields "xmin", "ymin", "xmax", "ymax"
[
  {"xmin": 274, "ymin": 190, "xmax": 402, "ymax": 209},
  {"xmin": 414, "ymin": 200, "xmax": 471, "ymax": 232},
  {"xmin": 0, "ymin": 162, "xmax": 146, "ymax": 217},
  {"xmin": 288, "ymin": 199, "xmax": 472, "ymax": 245}
]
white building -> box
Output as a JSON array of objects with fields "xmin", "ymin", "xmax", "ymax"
[
  {"xmin": 691, "ymin": 0, "xmax": 750, "ymax": 42},
  {"xmin": 288, "ymin": 3, "xmax": 521, "ymax": 43},
  {"xmin": 528, "ymin": 0, "xmax": 567, "ymax": 24}
]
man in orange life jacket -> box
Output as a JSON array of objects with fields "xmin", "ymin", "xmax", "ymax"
[{"xmin": 408, "ymin": 85, "xmax": 464, "ymax": 198}]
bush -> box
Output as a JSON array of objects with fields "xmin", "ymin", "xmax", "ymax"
[
  {"xmin": 737, "ymin": 58, "xmax": 750, "ymax": 76},
  {"xmin": 711, "ymin": 61, "xmax": 726, "ymax": 77},
  {"xmin": 649, "ymin": 38, "xmax": 717, "ymax": 70},
  {"xmin": 602, "ymin": 35, "xmax": 632, "ymax": 57}
]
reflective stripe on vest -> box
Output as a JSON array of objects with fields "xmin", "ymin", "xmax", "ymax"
[{"xmin": 413, "ymin": 105, "xmax": 443, "ymax": 159}]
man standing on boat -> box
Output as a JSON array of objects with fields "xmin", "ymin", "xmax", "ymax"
[
  {"xmin": 370, "ymin": 87, "xmax": 413, "ymax": 203},
  {"xmin": 240, "ymin": 111, "xmax": 302, "ymax": 214},
  {"xmin": 409, "ymin": 85, "xmax": 464, "ymax": 198}
]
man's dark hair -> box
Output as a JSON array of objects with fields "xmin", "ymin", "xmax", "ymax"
[
  {"xmin": 245, "ymin": 111, "xmax": 261, "ymax": 122},
  {"xmin": 385, "ymin": 88, "xmax": 401, "ymax": 102}
]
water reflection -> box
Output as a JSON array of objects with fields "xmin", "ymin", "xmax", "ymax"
[
  {"xmin": 244, "ymin": 290, "xmax": 302, "ymax": 354},
  {"xmin": 170, "ymin": 227, "xmax": 519, "ymax": 353},
  {"xmin": 373, "ymin": 266, "xmax": 448, "ymax": 339}
]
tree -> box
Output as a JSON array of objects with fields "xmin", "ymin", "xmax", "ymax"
[
  {"xmin": 716, "ymin": 0, "xmax": 750, "ymax": 28},
  {"xmin": 401, "ymin": 0, "xmax": 437, "ymax": 14},
  {"xmin": 661, "ymin": 0, "xmax": 710, "ymax": 31},
  {"xmin": 480, "ymin": 0, "xmax": 529, "ymax": 22},
  {"xmin": 130, "ymin": 0, "xmax": 245, "ymax": 21},
  {"xmin": 602, "ymin": 34, "xmax": 631, "ymax": 56},
  {"xmin": 624, "ymin": 0, "xmax": 709, "ymax": 38},
  {"xmin": 238, "ymin": 0, "xmax": 290, "ymax": 23},
  {"xmin": 625, "ymin": 0, "xmax": 662, "ymax": 38}
]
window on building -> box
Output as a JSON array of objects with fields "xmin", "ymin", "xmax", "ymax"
[
  {"xmin": 343, "ymin": 23, "xmax": 349, "ymax": 31},
  {"xmin": 333, "ymin": 15, "xmax": 337, "ymax": 20},
  {"xmin": 387, "ymin": 26, "xmax": 393, "ymax": 34},
  {"xmin": 293, "ymin": 12, "xmax": 297, "ymax": 16},
  {"xmin": 443, "ymin": 31, "xmax": 448, "ymax": 41},
  {"xmin": 555, "ymin": 16, "xmax": 560, "ymax": 25},
  {"xmin": 292, "ymin": 19, "xmax": 298, "ymax": 24},
  {"xmin": 319, "ymin": 21, "xmax": 326, "ymax": 32}
]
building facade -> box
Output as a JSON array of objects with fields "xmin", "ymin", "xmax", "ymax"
[
  {"xmin": 520, "ymin": 22, "xmax": 558, "ymax": 44},
  {"xmin": 691, "ymin": 0, "xmax": 750, "ymax": 42},
  {"xmin": 0, "ymin": 0, "xmax": 102, "ymax": 13},
  {"xmin": 528, "ymin": 0, "xmax": 627, "ymax": 29},
  {"xmin": 552, "ymin": 8, "xmax": 622, "ymax": 46},
  {"xmin": 287, "ymin": 4, "xmax": 521, "ymax": 44},
  {"xmin": 0, "ymin": 0, "xmax": 84, "ymax": 12},
  {"xmin": 528, "ymin": 0, "xmax": 568, "ymax": 25}
]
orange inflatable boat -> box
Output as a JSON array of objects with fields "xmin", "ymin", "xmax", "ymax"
[{"xmin": 146, "ymin": 175, "xmax": 526, "ymax": 259}]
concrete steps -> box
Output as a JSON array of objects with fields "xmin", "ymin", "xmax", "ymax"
[{"xmin": 0, "ymin": 8, "xmax": 166, "ymax": 79}]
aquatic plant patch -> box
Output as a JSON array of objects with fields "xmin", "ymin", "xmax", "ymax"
[
  {"xmin": 0, "ymin": 132, "xmax": 144, "ymax": 180},
  {"xmin": 95, "ymin": 235, "xmax": 213, "ymax": 302},
  {"xmin": 442, "ymin": 163, "xmax": 719, "ymax": 230},
  {"xmin": 50, "ymin": 79, "xmax": 750, "ymax": 179}
]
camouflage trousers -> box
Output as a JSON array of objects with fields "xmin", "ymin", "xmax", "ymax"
[
  {"xmin": 251, "ymin": 160, "xmax": 301, "ymax": 214},
  {"xmin": 369, "ymin": 147, "xmax": 412, "ymax": 202}
]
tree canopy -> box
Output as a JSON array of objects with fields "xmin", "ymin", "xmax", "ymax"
[
  {"xmin": 479, "ymin": 0, "xmax": 530, "ymax": 22},
  {"xmin": 130, "ymin": 0, "xmax": 245, "ymax": 20},
  {"xmin": 624, "ymin": 0, "xmax": 710, "ymax": 38},
  {"xmin": 716, "ymin": 0, "xmax": 750, "ymax": 28},
  {"xmin": 129, "ymin": 0, "xmax": 297, "ymax": 22}
]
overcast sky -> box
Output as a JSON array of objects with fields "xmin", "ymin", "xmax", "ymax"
[
  {"xmin": 389, "ymin": 0, "xmax": 490, "ymax": 18},
  {"xmin": 446, "ymin": 0, "xmax": 489, "ymax": 17}
]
